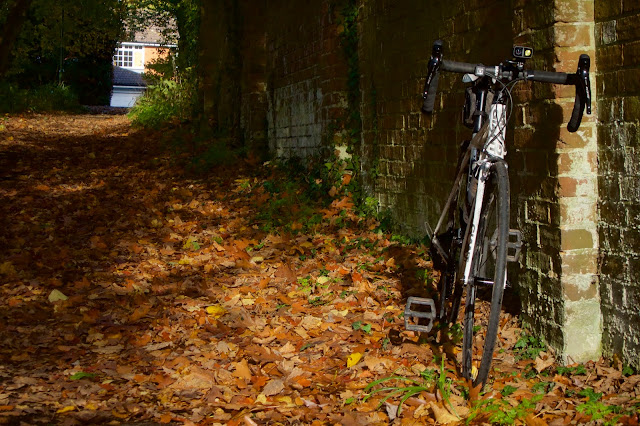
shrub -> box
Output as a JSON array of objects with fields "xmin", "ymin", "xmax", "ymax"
[
  {"xmin": 0, "ymin": 82, "xmax": 81, "ymax": 113},
  {"xmin": 128, "ymin": 75, "xmax": 197, "ymax": 129}
]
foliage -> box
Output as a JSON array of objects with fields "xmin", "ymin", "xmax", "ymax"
[
  {"xmin": 514, "ymin": 330, "xmax": 547, "ymax": 360},
  {"xmin": 363, "ymin": 374, "xmax": 431, "ymax": 416},
  {"xmin": 0, "ymin": 82, "xmax": 81, "ymax": 112},
  {"xmin": 125, "ymin": 0, "xmax": 201, "ymax": 125},
  {"xmin": 2, "ymin": 0, "xmax": 124, "ymax": 105},
  {"xmin": 469, "ymin": 394, "xmax": 543, "ymax": 425},
  {"xmin": 576, "ymin": 388, "xmax": 622, "ymax": 423},
  {"xmin": 557, "ymin": 364, "xmax": 587, "ymax": 376},
  {"xmin": 128, "ymin": 74, "xmax": 198, "ymax": 128}
]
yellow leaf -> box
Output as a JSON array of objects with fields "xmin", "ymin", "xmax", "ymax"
[
  {"xmin": 0, "ymin": 261, "xmax": 16, "ymax": 275},
  {"xmin": 346, "ymin": 352, "xmax": 363, "ymax": 368},
  {"xmin": 205, "ymin": 305, "xmax": 226, "ymax": 318},
  {"xmin": 255, "ymin": 394, "xmax": 268, "ymax": 404},
  {"xmin": 56, "ymin": 406, "xmax": 76, "ymax": 413},
  {"xmin": 48, "ymin": 289, "xmax": 68, "ymax": 303},
  {"xmin": 317, "ymin": 276, "xmax": 330, "ymax": 285},
  {"xmin": 277, "ymin": 396, "xmax": 294, "ymax": 407}
]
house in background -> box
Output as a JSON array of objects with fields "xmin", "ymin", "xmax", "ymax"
[{"xmin": 111, "ymin": 26, "xmax": 176, "ymax": 108}]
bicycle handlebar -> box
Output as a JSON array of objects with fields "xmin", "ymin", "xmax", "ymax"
[{"xmin": 422, "ymin": 40, "xmax": 592, "ymax": 133}]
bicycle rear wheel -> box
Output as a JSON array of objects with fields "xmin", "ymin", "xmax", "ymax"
[
  {"xmin": 462, "ymin": 159, "xmax": 509, "ymax": 387},
  {"xmin": 431, "ymin": 180, "xmax": 467, "ymax": 327}
]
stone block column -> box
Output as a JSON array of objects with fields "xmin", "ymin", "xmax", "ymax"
[
  {"xmin": 512, "ymin": 0, "xmax": 602, "ymax": 362},
  {"xmin": 553, "ymin": 0, "xmax": 602, "ymax": 363}
]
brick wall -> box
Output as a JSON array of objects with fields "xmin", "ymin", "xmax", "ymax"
[
  {"xmin": 596, "ymin": 0, "xmax": 640, "ymax": 368},
  {"xmin": 200, "ymin": 0, "xmax": 638, "ymax": 368},
  {"xmin": 264, "ymin": 0, "xmax": 345, "ymax": 158}
]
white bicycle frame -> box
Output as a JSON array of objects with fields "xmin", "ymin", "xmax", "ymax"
[
  {"xmin": 429, "ymin": 100, "xmax": 508, "ymax": 289},
  {"xmin": 461, "ymin": 102, "xmax": 507, "ymax": 289}
]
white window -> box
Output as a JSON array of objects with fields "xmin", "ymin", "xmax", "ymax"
[
  {"xmin": 113, "ymin": 44, "xmax": 133, "ymax": 67},
  {"xmin": 113, "ymin": 44, "xmax": 144, "ymax": 70}
]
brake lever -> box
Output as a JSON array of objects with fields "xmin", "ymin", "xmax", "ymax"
[
  {"xmin": 577, "ymin": 54, "xmax": 591, "ymax": 114},
  {"xmin": 423, "ymin": 41, "xmax": 443, "ymax": 99}
]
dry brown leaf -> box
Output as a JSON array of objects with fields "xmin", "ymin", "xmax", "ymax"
[
  {"xmin": 129, "ymin": 303, "xmax": 152, "ymax": 322},
  {"xmin": 534, "ymin": 352, "xmax": 556, "ymax": 373},
  {"xmin": 262, "ymin": 379, "xmax": 284, "ymax": 396},
  {"xmin": 525, "ymin": 413, "xmax": 549, "ymax": 426},
  {"xmin": 233, "ymin": 359, "xmax": 252, "ymax": 381},
  {"xmin": 429, "ymin": 401, "xmax": 459, "ymax": 424}
]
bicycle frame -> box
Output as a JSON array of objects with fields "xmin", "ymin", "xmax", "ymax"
[{"xmin": 431, "ymin": 75, "xmax": 507, "ymax": 286}]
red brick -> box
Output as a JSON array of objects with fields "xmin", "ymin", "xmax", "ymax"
[
  {"xmin": 623, "ymin": 0, "xmax": 640, "ymax": 14},
  {"xmin": 617, "ymin": 15, "xmax": 640, "ymax": 41},
  {"xmin": 623, "ymin": 41, "xmax": 640, "ymax": 67},
  {"xmin": 554, "ymin": 23, "xmax": 593, "ymax": 47},
  {"xmin": 619, "ymin": 68, "xmax": 640, "ymax": 93},
  {"xmin": 557, "ymin": 126, "xmax": 592, "ymax": 149},
  {"xmin": 554, "ymin": 0, "xmax": 595, "ymax": 22},
  {"xmin": 558, "ymin": 176, "xmax": 579, "ymax": 196},
  {"xmin": 596, "ymin": 0, "xmax": 623, "ymax": 19},
  {"xmin": 596, "ymin": 44, "xmax": 623, "ymax": 71}
]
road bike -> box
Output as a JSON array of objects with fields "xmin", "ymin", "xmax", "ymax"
[{"xmin": 404, "ymin": 41, "xmax": 592, "ymax": 387}]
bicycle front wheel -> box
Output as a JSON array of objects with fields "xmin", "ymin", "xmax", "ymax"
[{"xmin": 462, "ymin": 159, "xmax": 510, "ymax": 387}]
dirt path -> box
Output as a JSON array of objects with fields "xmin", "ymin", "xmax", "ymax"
[{"xmin": 0, "ymin": 114, "xmax": 638, "ymax": 425}]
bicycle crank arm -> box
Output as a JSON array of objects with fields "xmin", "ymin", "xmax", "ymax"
[{"xmin": 404, "ymin": 297, "xmax": 436, "ymax": 332}]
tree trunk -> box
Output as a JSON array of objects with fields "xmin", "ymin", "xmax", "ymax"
[{"xmin": 0, "ymin": 0, "xmax": 34, "ymax": 77}]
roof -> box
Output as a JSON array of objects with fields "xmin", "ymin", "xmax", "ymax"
[
  {"xmin": 123, "ymin": 21, "xmax": 178, "ymax": 45},
  {"xmin": 134, "ymin": 25, "xmax": 169, "ymax": 44},
  {"xmin": 112, "ymin": 66, "xmax": 147, "ymax": 87}
]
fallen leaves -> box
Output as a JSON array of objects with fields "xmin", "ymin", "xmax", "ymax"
[
  {"xmin": 347, "ymin": 352, "xmax": 363, "ymax": 368},
  {"xmin": 0, "ymin": 114, "xmax": 639, "ymax": 425}
]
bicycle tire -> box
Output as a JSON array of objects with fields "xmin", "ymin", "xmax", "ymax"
[{"xmin": 461, "ymin": 159, "xmax": 509, "ymax": 387}]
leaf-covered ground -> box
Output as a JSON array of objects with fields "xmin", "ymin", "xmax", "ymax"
[{"xmin": 0, "ymin": 114, "xmax": 639, "ymax": 425}]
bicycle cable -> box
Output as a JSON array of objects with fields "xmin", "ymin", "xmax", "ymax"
[{"xmin": 479, "ymin": 73, "xmax": 524, "ymax": 150}]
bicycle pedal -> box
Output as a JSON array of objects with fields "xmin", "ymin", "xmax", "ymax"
[
  {"xmin": 404, "ymin": 297, "xmax": 436, "ymax": 333},
  {"xmin": 507, "ymin": 229, "xmax": 522, "ymax": 262}
]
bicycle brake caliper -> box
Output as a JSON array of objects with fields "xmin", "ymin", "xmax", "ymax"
[
  {"xmin": 507, "ymin": 229, "xmax": 523, "ymax": 262},
  {"xmin": 404, "ymin": 297, "xmax": 436, "ymax": 333}
]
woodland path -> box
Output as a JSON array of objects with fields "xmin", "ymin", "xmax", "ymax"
[{"xmin": 0, "ymin": 114, "xmax": 638, "ymax": 425}]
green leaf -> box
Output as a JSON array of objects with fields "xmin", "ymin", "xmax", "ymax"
[
  {"xmin": 70, "ymin": 372, "xmax": 97, "ymax": 380},
  {"xmin": 501, "ymin": 385, "xmax": 518, "ymax": 397}
]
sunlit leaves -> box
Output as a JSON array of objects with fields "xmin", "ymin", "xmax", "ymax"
[{"xmin": 1, "ymin": 114, "xmax": 640, "ymax": 425}]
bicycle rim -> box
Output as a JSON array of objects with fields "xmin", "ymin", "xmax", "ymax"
[{"xmin": 462, "ymin": 160, "xmax": 509, "ymax": 387}]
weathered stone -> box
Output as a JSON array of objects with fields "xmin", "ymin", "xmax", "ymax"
[
  {"xmin": 564, "ymin": 299, "xmax": 602, "ymax": 363},
  {"xmin": 561, "ymin": 228, "xmax": 595, "ymax": 250}
]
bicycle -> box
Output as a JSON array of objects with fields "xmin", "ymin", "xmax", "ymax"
[{"xmin": 404, "ymin": 41, "xmax": 592, "ymax": 387}]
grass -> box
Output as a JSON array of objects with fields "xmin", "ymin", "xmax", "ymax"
[
  {"xmin": 468, "ymin": 394, "xmax": 543, "ymax": 425},
  {"xmin": 362, "ymin": 358, "xmax": 458, "ymax": 417}
]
